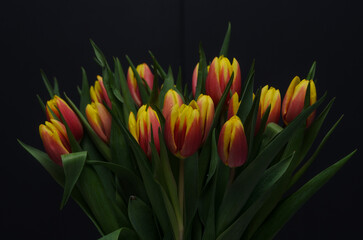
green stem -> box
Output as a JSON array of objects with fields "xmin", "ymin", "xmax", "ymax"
[
  {"xmin": 178, "ymin": 158, "xmax": 185, "ymax": 240},
  {"xmin": 227, "ymin": 167, "xmax": 235, "ymax": 189}
]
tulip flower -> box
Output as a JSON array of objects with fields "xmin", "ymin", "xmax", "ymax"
[
  {"xmin": 197, "ymin": 94, "xmax": 215, "ymax": 142},
  {"xmin": 162, "ymin": 89, "xmax": 184, "ymax": 118},
  {"xmin": 227, "ymin": 92, "xmax": 240, "ymax": 119},
  {"xmin": 282, "ymin": 76, "xmax": 317, "ymax": 127},
  {"xmin": 39, "ymin": 119, "xmax": 71, "ymax": 166},
  {"xmin": 192, "ymin": 63, "xmax": 211, "ymax": 98},
  {"xmin": 90, "ymin": 75, "xmax": 112, "ymax": 109},
  {"xmin": 164, "ymin": 101, "xmax": 202, "ymax": 159},
  {"xmin": 218, "ymin": 116, "xmax": 248, "ymax": 167},
  {"xmin": 128, "ymin": 105, "xmax": 161, "ymax": 158},
  {"xmin": 205, "ymin": 56, "xmax": 241, "ymax": 105},
  {"xmin": 255, "ymin": 85, "xmax": 281, "ymax": 132},
  {"xmin": 127, "ymin": 63, "xmax": 154, "ymax": 107},
  {"xmin": 46, "ymin": 95, "xmax": 83, "ymax": 141},
  {"xmin": 86, "ymin": 102, "xmax": 112, "ymax": 143}
]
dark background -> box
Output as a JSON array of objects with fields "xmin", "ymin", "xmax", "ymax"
[{"xmin": 2, "ymin": 0, "xmax": 362, "ymax": 239}]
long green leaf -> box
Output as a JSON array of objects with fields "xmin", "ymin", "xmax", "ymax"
[
  {"xmin": 90, "ymin": 39, "xmax": 108, "ymax": 68},
  {"xmin": 250, "ymin": 150, "xmax": 356, "ymax": 240},
  {"xmin": 128, "ymin": 196, "xmax": 160, "ymax": 240},
  {"xmin": 306, "ymin": 61, "xmax": 317, "ymax": 80},
  {"xmin": 126, "ymin": 55, "xmax": 149, "ymax": 104},
  {"xmin": 159, "ymin": 67, "xmax": 175, "ymax": 109},
  {"xmin": 40, "ymin": 69, "xmax": 54, "ymax": 98},
  {"xmin": 60, "ymin": 151, "xmax": 87, "ymax": 209},
  {"xmin": 18, "ymin": 140, "xmax": 104, "ymax": 235},
  {"xmin": 148, "ymin": 51, "xmax": 167, "ymax": 79},
  {"xmin": 237, "ymin": 59, "xmax": 255, "ymax": 123},
  {"xmin": 79, "ymin": 67, "xmax": 91, "ymax": 115},
  {"xmin": 219, "ymin": 22, "xmax": 231, "ymax": 57},
  {"xmin": 195, "ymin": 42, "xmax": 207, "ymax": 99}
]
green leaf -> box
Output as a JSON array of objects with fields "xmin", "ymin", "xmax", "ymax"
[
  {"xmin": 237, "ymin": 59, "xmax": 255, "ymax": 123},
  {"xmin": 217, "ymin": 153, "xmax": 294, "ymax": 240},
  {"xmin": 90, "ymin": 39, "xmax": 108, "ymax": 68},
  {"xmin": 40, "ymin": 69, "xmax": 54, "ymax": 98},
  {"xmin": 216, "ymin": 93, "xmax": 327, "ymax": 235},
  {"xmin": 98, "ymin": 228, "xmax": 139, "ymax": 240},
  {"xmin": 79, "ymin": 67, "xmax": 91, "ymax": 116},
  {"xmin": 126, "ymin": 55, "xmax": 149, "ymax": 104},
  {"xmin": 18, "ymin": 140, "xmax": 104, "ymax": 235},
  {"xmin": 148, "ymin": 50, "xmax": 167, "ymax": 79},
  {"xmin": 195, "ymin": 43, "xmax": 208, "ymax": 99},
  {"xmin": 176, "ymin": 66, "xmax": 183, "ymax": 93},
  {"xmin": 148, "ymin": 66, "xmax": 159, "ymax": 106},
  {"xmin": 205, "ymin": 129, "xmax": 220, "ymax": 185},
  {"xmin": 114, "ymin": 57, "xmax": 137, "ymax": 118},
  {"xmin": 89, "ymin": 160, "xmax": 148, "ymax": 202},
  {"xmin": 159, "ymin": 66, "xmax": 175, "ymax": 109},
  {"xmin": 290, "ymin": 115, "xmax": 344, "ymax": 187},
  {"xmin": 53, "ymin": 77, "xmax": 60, "ymax": 96},
  {"xmin": 250, "ymin": 150, "xmax": 356, "ymax": 240},
  {"xmin": 128, "ymin": 196, "xmax": 160, "ymax": 240},
  {"xmin": 219, "ymin": 22, "xmax": 231, "ymax": 57},
  {"xmin": 37, "ymin": 94, "xmax": 46, "ymax": 114},
  {"xmin": 60, "ymin": 151, "xmax": 87, "ymax": 209},
  {"xmin": 306, "ymin": 61, "xmax": 317, "ymax": 80}
]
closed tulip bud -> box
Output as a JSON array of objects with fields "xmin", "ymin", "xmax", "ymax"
[
  {"xmin": 218, "ymin": 116, "xmax": 248, "ymax": 168},
  {"xmin": 127, "ymin": 63, "xmax": 154, "ymax": 107},
  {"xmin": 227, "ymin": 92, "xmax": 240, "ymax": 119},
  {"xmin": 206, "ymin": 56, "xmax": 241, "ymax": 105},
  {"xmin": 46, "ymin": 95, "xmax": 83, "ymax": 141},
  {"xmin": 39, "ymin": 119, "xmax": 71, "ymax": 166},
  {"xmin": 162, "ymin": 89, "xmax": 184, "ymax": 118},
  {"xmin": 86, "ymin": 102, "xmax": 112, "ymax": 143},
  {"xmin": 164, "ymin": 101, "xmax": 202, "ymax": 159},
  {"xmin": 197, "ymin": 94, "xmax": 215, "ymax": 143},
  {"xmin": 255, "ymin": 85, "xmax": 281, "ymax": 132},
  {"xmin": 282, "ymin": 76, "xmax": 317, "ymax": 127},
  {"xmin": 192, "ymin": 63, "xmax": 211, "ymax": 98},
  {"xmin": 90, "ymin": 75, "xmax": 112, "ymax": 109},
  {"xmin": 128, "ymin": 105, "xmax": 161, "ymax": 158}
]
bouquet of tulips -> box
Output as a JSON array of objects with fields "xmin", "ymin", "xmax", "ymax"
[{"xmin": 19, "ymin": 24, "xmax": 356, "ymax": 240}]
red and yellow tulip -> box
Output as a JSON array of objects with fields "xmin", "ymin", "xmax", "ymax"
[
  {"xmin": 227, "ymin": 92, "xmax": 240, "ymax": 119},
  {"xmin": 255, "ymin": 85, "xmax": 281, "ymax": 132},
  {"xmin": 127, "ymin": 63, "xmax": 154, "ymax": 107},
  {"xmin": 86, "ymin": 102, "xmax": 112, "ymax": 143},
  {"xmin": 162, "ymin": 89, "xmax": 183, "ymax": 118},
  {"xmin": 196, "ymin": 94, "xmax": 214, "ymax": 142},
  {"xmin": 205, "ymin": 56, "xmax": 241, "ymax": 105},
  {"xmin": 282, "ymin": 76, "xmax": 317, "ymax": 127},
  {"xmin": 39, "ymin": 119, "xmax": 71, "ymax": 166},
  {"xmin": 128, "ymin": 105, "xmax": 161, "ymax": 158},
  {"xmin": 218, "ymin": 116, "xmax": 248, "ymax": 168},
  {"xmin": 46, "ymin": 95, "xmax": 83, "ymax": 141},
  {"xmin": 164, "ymin": 101, "xmax": 202, "ymax": 159},
  {"xmin": 90, "ymin": 75, "xmax": 112, "ymax": 109}
]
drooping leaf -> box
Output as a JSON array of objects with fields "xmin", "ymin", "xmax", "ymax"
[
  {"xmin": 40, "ymin": 69, "xmax": 54, "ymax": 98},
  {"xmin": 60, "ymin": 151, "xmax": 87, "ymax": 209},
  {"xmin": 250, "ymin": 150, "xmax": 356, "ymax": 240}
]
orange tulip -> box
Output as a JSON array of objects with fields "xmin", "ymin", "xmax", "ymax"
[
  {"xmin": 39, "ymin": 119, "xmax": 71, "ymax": 166},
  {"xmin": 46, "ymin": 95, "xmax": 83, "ymax": 141},
  {"xmin": 197, "ymin": 94, "xmax": 215, "ymax": 142},
  {"xmin": 90, "ymin": 75, "xmax": 112, "ymax": 109},
  {"xmin": 227, "ymin": 92, "xmax": 240, "ymax": 120},
  {"xmin": 86, "ymin": 102, "xmax": 112, "ymax": 143},
  {"xmin": 127, "ymin": 63, "xmax": 154, "ymax": 107},
  {"xmin": 282, "ymin": 76, "xmax": 317, "ymax": 127},
  {"xmin": 162, "ymin": 89, "xmax": 183, "ymax": 118},
  {"xmin": 205, "ymin": 56, "xmax": 241, "ymax": 105},
  {"xmin": 218, "ymin": 116, "xmax": 248, "ymax": 168},
  {"xmin": 128, "ymin": 105, "xmax": 161, "ymax": 158},
  {"xmin": 164, "ymin": 101, "xmax": 202, "ymax": 158},
  {"xmin": 255, "ymin": 85, "xmax": 281, "ymax": 132}
]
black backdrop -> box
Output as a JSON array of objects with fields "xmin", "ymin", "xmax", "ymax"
[{"xmin": 2, "ymin": 0, "xmax": 362, "ymax": 239}]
